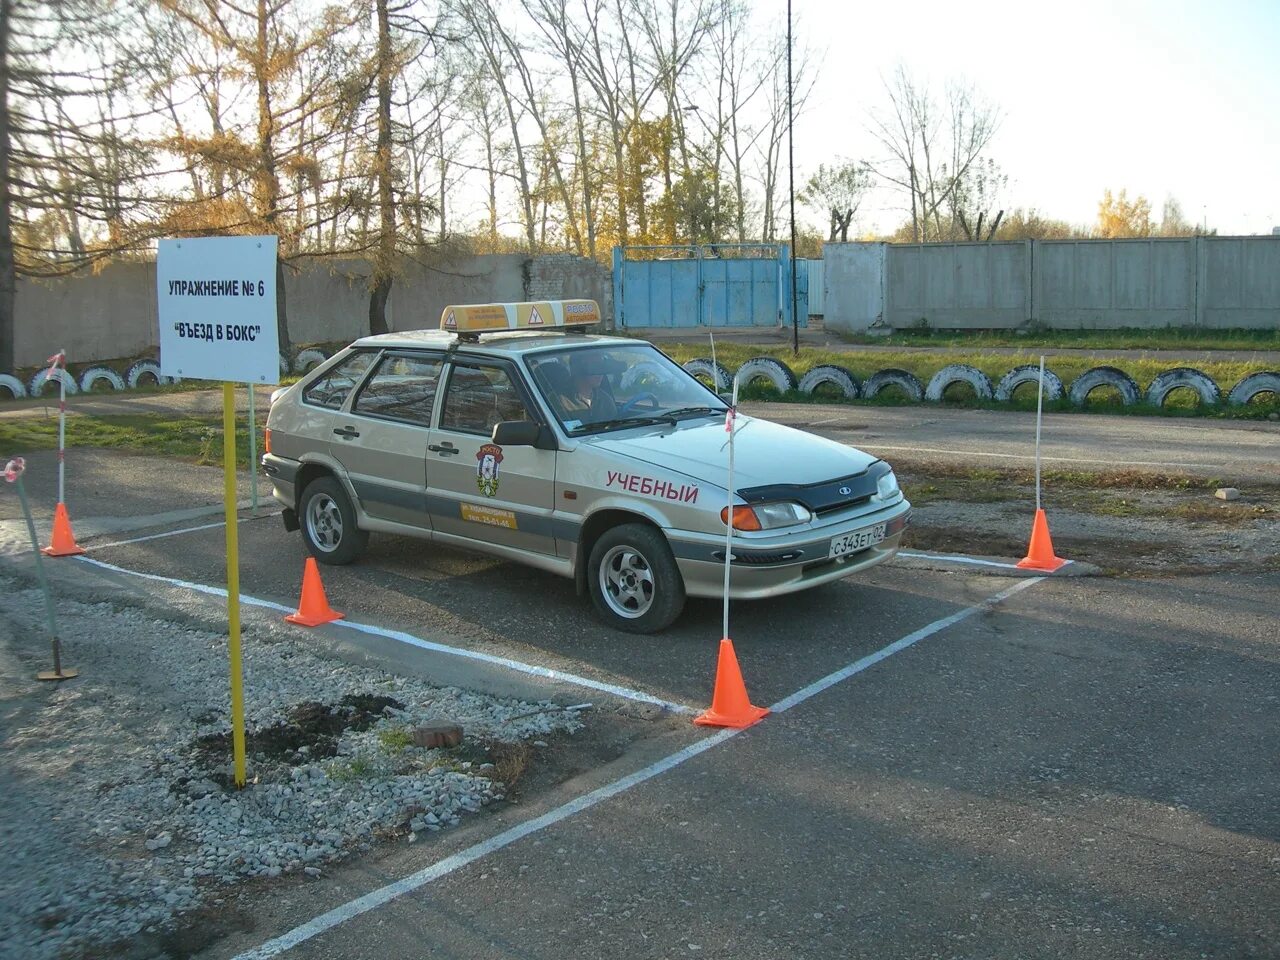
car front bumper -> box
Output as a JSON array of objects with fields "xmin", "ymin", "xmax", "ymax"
[{"xmin": 670, "ymin": 498, "xmax": 911, "ymax": 600}]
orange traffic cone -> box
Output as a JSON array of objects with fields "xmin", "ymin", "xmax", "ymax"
[
  {"xmin": 694, "ymin": 638, "xmax": 769, "ymax": 729},
  {"xmin": 1017, "ymin": 508, "xmax": 1067, "ymax": 572},
  {"xmin": 42, "ymin": 502, "xmax": 85, "ymax": 557},
  {"xmin": 285, "ymin": 557, "xmax": 344, "ymax": 626}
]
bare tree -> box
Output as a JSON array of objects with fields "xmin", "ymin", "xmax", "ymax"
[
  {"xmin": 757, "ymin": 31, "xmax": 810, "ymax": 244},
  {"xmin": 868, "ymin": 65, "xmax": 1000, "ymax": 243},
  {"xmin": 0, "ymin": 0, "xmax": 159, "ymax": 371},
  {"xmin": 457, "ymin": 0, "xmax": 537, "ymax": 248},
  {"xmin": 521, "ymin": 0, "xmax": 598, "ymax": 256}
]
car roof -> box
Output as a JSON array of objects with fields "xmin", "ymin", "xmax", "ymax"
[{"xmin": 350, "ymin": 329, "xmax": 642, "ymax": 358}]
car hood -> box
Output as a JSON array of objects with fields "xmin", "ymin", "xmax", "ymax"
[{"xmin": 585, "ymin": 415, "xmax": 880, "ymax": 489}]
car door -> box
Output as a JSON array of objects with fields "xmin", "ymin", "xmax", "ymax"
[
  {"xmin": 426, "ymin": 358, "xmax": 557, "ymax": 555},
  {"xmin": 330, "ymin": 351, "xmax": 443, "ymax": 530}
]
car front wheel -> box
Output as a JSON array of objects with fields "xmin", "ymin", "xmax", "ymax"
[
  {"xmin": 587, "ymin": 523, "xmax": 686, "ymax": 634},
  {"xmin": 299, "ymin": 476, "xmax": 367, "ymax": 565}
]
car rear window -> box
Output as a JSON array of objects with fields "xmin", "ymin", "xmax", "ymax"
[{"xmin": 302, "ymin": 352, "xmax": 377, "ymax": 410}]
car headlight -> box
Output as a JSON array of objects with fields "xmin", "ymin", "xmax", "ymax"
[
  {"xmin": 874, "ymin": 469, "xmax": 900, "ymax": 502},
  {"xmin": 721, "ymin": 501, "xmax": 811, "ymax": 531}
]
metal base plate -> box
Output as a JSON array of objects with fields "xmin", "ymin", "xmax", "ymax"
[{"xmin": 36, "ymin": 668, "xmax": 79, "ymax": 682}]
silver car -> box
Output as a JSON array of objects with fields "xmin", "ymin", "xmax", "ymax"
[{"xmin": 263, "ymin": 305, "xmax": 910, "ymax": 633}]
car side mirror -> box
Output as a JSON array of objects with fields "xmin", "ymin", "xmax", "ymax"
[{"xmin": 491, "ymin": 419, "xmax": 542, "ymax": 447}]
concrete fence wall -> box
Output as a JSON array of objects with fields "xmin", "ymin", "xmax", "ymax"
[
  {"xmin": 13, "ymin": 252, "xmax": 613, "ymax": 369},
  {"xmin": 824, "ymin": 236, "xmax": 1280, "ymax": 333}
]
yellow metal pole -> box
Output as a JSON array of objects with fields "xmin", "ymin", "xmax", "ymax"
[{"xmin": 223, "ymin": 382, "xmax": 247, "ymax": 787}]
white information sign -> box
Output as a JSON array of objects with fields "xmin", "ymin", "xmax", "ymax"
[{"xmin": 157, "ymin": 236, "xmax": 281, "ymax": 384}]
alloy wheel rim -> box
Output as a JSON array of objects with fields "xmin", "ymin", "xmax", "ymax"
[
  {"xmin": 306, "ymin": 494, "xmax": 343, "ymax": 552},
  {"xmin": 599, "ymin": 545, "xmax": 655, "ymax": 619}
]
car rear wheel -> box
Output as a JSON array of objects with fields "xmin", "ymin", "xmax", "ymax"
[
  {"xmin": 588, "ymin": 523, "xmax": 685, "ymax": 634},
  {"xmin": 300, "ymin": 476, "xmax": 367, "ymax": 565}
]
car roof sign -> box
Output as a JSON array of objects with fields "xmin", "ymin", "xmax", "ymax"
[{"xmin": 440, "ymin": 299, "xmax": 601, "ymax": 335}]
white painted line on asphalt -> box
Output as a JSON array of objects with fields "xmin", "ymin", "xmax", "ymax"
[
  {"xmin": 85, "ymin": 521, "xmax": 230, "ymax": 552},
  {"xmin": 232, "ymin": 726, "xmax": 741, "ymax": 960},
  {"xmin": 771, "ymin": 576, "xmax": 1044, "ymax": 714},
  {"xmin": 866, "ymin": 443, "xmax": 1218, "ymax": 472},
  {"xmin": 897, "ymin": 550, "xmax": 1021, "ymax": 570},
  {"xmin": 84, "ymin": 512, "xmax": 282, "ymax": 552},
  {"xmin": 327, "ymin": 617, "xmax": 695, "ymax": 714},
  {"xmin": 73, "ymin": 555, "xmax": 694, "ymax": 715},
  {"xmin": 229, "ymin": 575, "xmax": 1048, "ymax": 959}
]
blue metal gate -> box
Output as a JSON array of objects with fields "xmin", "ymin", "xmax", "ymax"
[{"xmin": 612, "ymin": 244, "xmax": 807, "ymax": 329}]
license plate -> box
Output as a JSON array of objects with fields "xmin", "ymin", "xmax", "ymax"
[{"xmin": 829, "ymin": 522, "xmax": 887, "ymax": 558}]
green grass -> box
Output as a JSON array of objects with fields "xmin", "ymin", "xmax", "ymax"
[
  {"xmin": 377, "ymin": 728, "xmax": 415, "ymax": 754},
  {"xmin": 0, "ymin": 414, "xmax": 263, "ymax": 467},
  {"xmin": 835, "ymin": 326, "xmax": 1280, "ymax": 352}
]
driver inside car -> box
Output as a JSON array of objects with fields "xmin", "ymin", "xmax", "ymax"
[{"xmin": 561, "ymin": 352, "xmax": 623, "ymax": 421}]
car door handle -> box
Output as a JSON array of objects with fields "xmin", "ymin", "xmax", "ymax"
[
  {"xmin": 428, "ymin": 442, "xmax": 458, "ymax": 455},
  {"xmin": 333, "ymin": 426, "xmax": 360, "ymax": 439}
]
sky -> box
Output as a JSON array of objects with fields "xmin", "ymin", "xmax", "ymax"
[{"xmin": 791, "ymin": 0, "xmax": 1280, "ymax": 236}]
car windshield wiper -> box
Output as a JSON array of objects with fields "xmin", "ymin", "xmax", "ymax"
[
  {"xmin": 662, "ymin": 405, "xmax": 726, "ymax": 420},
  {"xmin": 573, "ymin": 414, "xmax": 676, "ymax": 434}
]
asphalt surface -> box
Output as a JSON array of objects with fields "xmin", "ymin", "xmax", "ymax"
[
  {"xmin": 203, "ymin": 573, "xmax": 1278, "ymax": 960},
  {"xmin": 1, "ymin": 419, "xmax": 1277, "ymax": 958},
  {"xmin": 745, "ymin": 402, "xmax": 1280, "ymax": 484}
]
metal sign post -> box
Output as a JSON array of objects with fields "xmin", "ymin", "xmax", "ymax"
[
  {"xmin": 4, "ymin": 458, "xmax": 78, "ymax": 681},
  {"xmin": 223, "ymin": 383, "xmax": 247, "ymax": 785},
  {"xmin": 247, "ymin": 385, "xmax": 259, "ymax": 516},
  {"xmin": 1035, "ymin": 355, "xmax": 1045, "ymax": 512},
  {"xmin": 48, "ymin": 351, "xmax": 67, "ymax": 503},
  {"xmin": 157, "ymin": 235, "xmax": 280, "ymax": 788}
]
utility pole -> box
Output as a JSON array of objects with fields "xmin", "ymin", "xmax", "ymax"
[{"xmin": 787, "ymin": 0, "xmax": 798, "ymax": 356}]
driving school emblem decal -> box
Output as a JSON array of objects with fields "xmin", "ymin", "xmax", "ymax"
[{"xmin": 476, "ymin": 443, "xmax": 504, "ymax": 497}]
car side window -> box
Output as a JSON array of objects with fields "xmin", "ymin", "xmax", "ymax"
[
  {"xmin": 351, "ymin": 354, "xmax": 443, "ymax": 427},
  {"xmin": 302, "ymin": 352, "xmax": 377, "ymax": 410},
  {"xmin": 440, "ymin": 364, "xmax": 529, "ymax": 435}
]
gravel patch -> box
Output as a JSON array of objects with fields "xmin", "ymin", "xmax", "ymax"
[{"xmin": 0, "ymin": 573, "xmax": 583, "ymax": 959}]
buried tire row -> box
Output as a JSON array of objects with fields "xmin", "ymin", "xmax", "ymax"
[
  {"xmin": 0, "ymin": 349, "xmax": 337, "ymax": 400},
  {"xmin": 682, "ymin": 357, "xmax": 1280, "ymax": 408}
]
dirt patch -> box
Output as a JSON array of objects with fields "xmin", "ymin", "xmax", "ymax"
[
  {"xmin": 892, "ymin": 454, "xmax": 1280, "ymax": 575},
  {"xmin": 193, "ymin": 694, "xmax": 404, "ymax": 773}
]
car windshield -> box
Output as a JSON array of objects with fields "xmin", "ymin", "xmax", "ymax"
[{"xmin": 526, "ymin": 343, "xmax": 727, "ymax": 435}]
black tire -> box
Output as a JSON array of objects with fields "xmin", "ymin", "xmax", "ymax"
[
  {"xmin": 924, "ymin": 363, "xmax": 994, "ymax": 402},
  {"xmin": 994, "ymin": 364, "xmax": 1065, "ymax": 403},
  {"xmin": 1145, "ymin": 367, "xmax": 1220, "ymax": 407},
  {"xmin": 1227, "ymin": 371, "xmax": 1280, "ymax": 406},
  {"xmin": 682, "ymin": 358, "xmax": 733, "ymax": 393},
  {"xmin": 587, "ymin": 522, "xmax": 686, "ymax": 634},
  {"xmin": 798, "ymin": 364, "xmax": 860, "ymax": 399},
  {"xmin": 862, "ymin": 368, "xmax": 924, "ymax": 402},
  {"xmin": 1068, "ymin": 366, "xmax": 1141, "ymax": 407},
  {"xmin": 299, "ymin": 475, "xmax": 367, "ymax": 565},
  {"xmin": 736, "ymin": 356, "xmax": 798, "ymax": 393}
]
